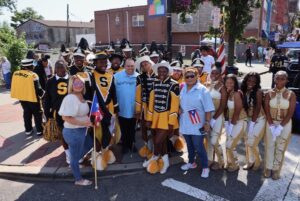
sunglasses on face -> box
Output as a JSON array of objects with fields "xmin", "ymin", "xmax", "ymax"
[{"xmin": 185, "ymin": 74, "xmax": 195, "ymax": 79}]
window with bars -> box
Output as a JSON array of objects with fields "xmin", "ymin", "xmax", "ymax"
[{"xmin": 132, "ymin": 15, "xmax": 144, "ymax": 27}]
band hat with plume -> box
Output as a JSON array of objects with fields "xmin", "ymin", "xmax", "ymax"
[
  {"xmin": 93, "ymin": 51, "xmax": 108, "ymax": 60},
  {"xmin": 139, "ymin": 46, "xmax": 150, "ymax": 55},
  {"xmin": 153, "ymin": 60, "xmax": 172, "ymax": 76},
  {"xmin": 135, "ymin": 55, "xmax": 154, "ymax": 72},
  {"xmin": 73, "ymin": 47, "xmax": 86, "ymax": 57},
  {"xmin": 149, "ymin": 50, "xmax": 159, "ymax": 58},
  {"xmin": 21, "ymin": 59, "xmax": 34, "ymax": 67},
  {"xmin": 170, "ymin": 60, "xmax": 183, "ymax": 71},
  {"xmin": 109, "ymin": 53, "xmax": 124, "ymax": 62},
  {"xmin": 192, "ymin": 58, "xmax": 204, "ymax": 68},
  {"xmin": 122, "ymin": 43, "xmax": 132, "ymax": 52},
  {"xmin": 61, "ymin": 49, "xmax": 71, "ymax": 56},
  {"xmin": 106, "ymin": 45, "xmax": 115, "ymax": 52}
]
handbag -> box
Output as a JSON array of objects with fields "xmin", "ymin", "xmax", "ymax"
[{"xmin": 43, "ymin": 111, "xmax": 62, "ymax": 142}]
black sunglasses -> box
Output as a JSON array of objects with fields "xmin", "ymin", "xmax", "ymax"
[{"xmin": 185, "ymin": 75, "xmax": 195, "ymax": 79}]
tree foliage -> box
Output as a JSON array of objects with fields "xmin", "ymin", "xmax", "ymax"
[
  {"xmin": 0, "ymin": 0, "xmax": 15, "ymax": 14},
  {"xmin": 10, "ymin": 7, "xmax": 43, "ymax": 29},
  {"xmin": 0, "ymin": 22, "xmax": 28, "ymax": 73}
]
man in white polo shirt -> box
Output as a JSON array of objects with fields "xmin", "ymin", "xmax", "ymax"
[{"xmin": 200, "ymin": 46, "xmax": 215, "ymax": 74}]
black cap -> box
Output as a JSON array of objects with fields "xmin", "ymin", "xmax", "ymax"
[{"xmin": 109, "ymin": 53, "xmax": 123, "ymax": 62}]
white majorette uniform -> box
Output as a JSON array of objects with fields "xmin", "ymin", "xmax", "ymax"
[
  {"xmin": 244, "ymin": 91, "xmax": 266, "ymax": 170},
  {"xmin": 226, "ymin": 92, "xmax": 247, "ymax": 172},
  {"xmin": 265, "ymin": 88, "xmax": 294, "ymax": 179},
  {"xmin": 207, "ymin": 81, "xmax": 225, "ymax": 169}
]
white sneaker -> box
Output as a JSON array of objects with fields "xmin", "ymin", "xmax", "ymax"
[
  {"xmin": 201, "ymin": 168, "xmax": 210, "ymax": 178},
  {"xmin": 25, "ymin": 130, "xmax": 33, "ymax": 136},
  {"xmin": 181, "ymin": 162, "xmax": 197, "ymax": 171},
  {"xmin": 65, "ymin": 149, "xmax": 70, "ymax": 164}
]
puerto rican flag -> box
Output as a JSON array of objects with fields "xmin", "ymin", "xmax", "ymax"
[
  {"xmin": 90, "ymin": 93, "xmax": 103, "ymax": 126},
  {"xmin": 188, "ymin": 109, "xmax": 201, "ymax": 124}
]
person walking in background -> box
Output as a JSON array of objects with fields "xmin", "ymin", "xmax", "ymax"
[
  {"xmin": 11, "ymin": 59, "xmax": 44, "ymax": 136},
  {"xmin": 44, "ymin": 60, "xmax": 70, "ymax": 164},
  {"xmin": 244, "ymin": 46, "xmax": 253, "ymax": 67},
  {"xmin": 34, "ymin": 57, "xmax": 49, "ymax": 91},
  {"xmin": 58, "ymin": 75, "xmax": 93, "ymax": 186},
  {"xmin": 263, "ymin": 71, "xmax": 296, "ymax": 180},
  {"xmin": 265, "ymin": 47, "xmax": 273, "ymax": 67},
  {"xmin": 200, "ymin": 46, "xmax": 215, "ymax": 74},
  {"xmin": 179, "ymin": 67, "xmax": 214, "ymax": 178},
  {"xmin": 0, "ymin": 57, "xmax": 11, "ymax": 89},
  {"xmin": 257, "ymin": 45, "xmax": 263, "ymax": 62},
  {"xmin": 114, "ymin": 58, "xmax": 139, "ymax": 153}
]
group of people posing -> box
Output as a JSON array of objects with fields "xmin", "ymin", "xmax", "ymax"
[{"xmin": 10, "ymin": 44, "xmax": 296, "ymax": 186}]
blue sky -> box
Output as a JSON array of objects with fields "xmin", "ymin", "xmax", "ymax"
[{"xmin": 1, "ymin": 0, "xmax": 147, "ymax": 23}]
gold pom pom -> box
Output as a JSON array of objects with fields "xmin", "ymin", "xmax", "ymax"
[
  {"xmin": 102, "ymin": 149, "xmax": 116, "ymax": 164},
  {"xmin": 92, "ymin": 153, "xmax": 107, "ymax": 171},
  {"xmin": 174, "ymin": 136, "xmax": 185, "ymax": 152},
  {"xmin": 146, "ymin": 152, "xmax": 153, "ymax": 160},
  {"xmin": 147, "ymin": 160, "xmax": 159, "ymax": 174},
  {"xmin": 139, "ymin": 145, "xmax": 151, "ymax": 158},
  {"xmin": 157, "ymin": 158, "xmax": 164, "ymax": 171}
]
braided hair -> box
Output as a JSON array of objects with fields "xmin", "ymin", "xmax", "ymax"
[{"xmin": 241, "ymin": 72, "xmax": 261, "ymax": 112}]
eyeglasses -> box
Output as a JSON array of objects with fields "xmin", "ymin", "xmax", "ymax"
[{"xmin": 185, "ymin": 75, "xmax": 195, "ymax": 79}]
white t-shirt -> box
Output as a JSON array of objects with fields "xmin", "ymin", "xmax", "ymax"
[
  {"xmin": 1, "ymin": 60, "xmax": 11, "ymax": 74},
  {"xmin": 58, "ymin": 94, "xmax": 90, "ymax": 129},
  {"xmin": 200, "ymin": 55, "xmax": 215, "ymax": 74}
]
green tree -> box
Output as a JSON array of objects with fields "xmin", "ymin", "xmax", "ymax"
[
  {"xmin": 10, "ymin": 7, "xmax": 43, "ymax": 29},
  {"xmin": 172, "ymin": 0, "xmax": 261, "ymax": 66},
  {"xmin": 0, "ymin": 22, "xmax": 28, "ymax": 73},
  {"xmin": 0, "ymin": 0, "xmax": 15, "ymax": 14}
]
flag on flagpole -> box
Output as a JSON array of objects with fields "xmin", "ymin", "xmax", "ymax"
[
  {"xmin": 90, "ymin": 93, "xmax": 103, "ymax": 126},
  {"xmin": 217, "ymin": 42, "xmax": 226, "ymax": 73},
  {"xmin": 188, "ymin": 109, "xmax": 201, "ymax": 124}
]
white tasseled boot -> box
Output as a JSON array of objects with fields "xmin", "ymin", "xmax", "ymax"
[
  {"xmin": 142, "ymin": 155, "xmax": 159, "ymax": 168},
  {"xmin": 160, "ymin": 154, "xmax": 170, "ymax": 174}
]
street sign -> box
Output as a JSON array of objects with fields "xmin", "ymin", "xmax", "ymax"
[{"xmin": 212, "ymin": 7, "xmax": 221, "ymax": 28}]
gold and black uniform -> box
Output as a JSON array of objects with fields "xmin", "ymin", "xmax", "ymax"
[
  {"xmin": 147, "ymin": 77, "xmax": 180, "ymax": 130},
  {"xmin": 135, "ymin": 71, "xmax": 157, "ymax": 118},
  {"xmin": 107, "ymin": 66, "xmax": 124, "ymax": 75}
]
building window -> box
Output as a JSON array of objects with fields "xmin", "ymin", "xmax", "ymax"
[
  {"xmin": 177, "ymin": 13, "xmax": 193, "ymax": 25},
  {"xmin": 132, "ymin": 15, "xmax": 144, "ymax": 27},
  {"xmin": 115, "ymin": 15, "xmax": 120, "ymax": 26}
]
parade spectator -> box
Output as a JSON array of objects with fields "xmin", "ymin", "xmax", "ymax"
[
  {"xmin": 34, "ymin": 57, "xmax": 49, "ymax": 91},
  {"xmin": 286, "ymin": 33, "xmax": 295, "ymax": 42},
  {"xmin": 58, "ymin": 75, "xmax": 93, "ymax": 186},
  {"xmin": 241, "ymin": 72, "xmax": 265, "ymax": 171},
  {"xmin": 179, "ymin": 67, "xmax": 214, "ymax": 178},
  {"xmin": 44, "ymin": 60, "xmax": 70, "ymax": 164},
  {"xmin": 264, "ymin": 71, "xmax": 296, "ymax": 180},
  {"xmin": 224, "ymin": 74, "xmax": 247, "ymax": 172},
  {"xmin": 44, "ymin": 55, "xmax": 53, "ymax": 78},
  {"xmin": 265, "ymin": 47, "xmax": 273, "ymax": 67},
  {"xmin": 200, "ymin": 46, "xmax": 215, "ymax": 74},
  {"xmin": 270, "ymin": 49, "xmax": 288, "ymax": 88},
  {"xmin": 11, "ymin": 59, "xmax": 44, "ymax": 136},
  {"xmin": 114, "ymin": 58, "xmax": 139, "ymax": 153},
  {"xmin": 0, "ymin": 57, "xmax": 11, "ymax": 89},
  {"xmin": 244, "ymin": 46, "xmax": 253, "ymax": 67},
  {"xmin": 257, "ymin": 45, "xmax": 263, "ymax": 62}
]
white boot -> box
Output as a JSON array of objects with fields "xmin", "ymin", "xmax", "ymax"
[
  {"xmin": 65, "ymin": 149, "xmax": 70, "ymax": 164},
  {"xmin": 142, "ymin": 155, "xmax": 159, "ymax": 168},
  {"xmin": 160, "ymin": 154, "xmax": 169, "ymax": 174}
]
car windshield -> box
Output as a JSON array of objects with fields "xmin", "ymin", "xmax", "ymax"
[{"xmin": 287, "ymin": 49, "xmax": 300, "ymax": 60}]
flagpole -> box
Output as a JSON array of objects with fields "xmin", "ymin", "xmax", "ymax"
[{"xmin": 93, "ymin": 125, "xmax": 98, "ymax": 190}]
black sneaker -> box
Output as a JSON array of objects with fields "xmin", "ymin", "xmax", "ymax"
[
  {"xmin": 131, "ymin": 145, "xmax": 138, "ymax": 153},
  {"xmin": 36, "ymin": 132, "xmax": 43, "ymax": 137}
]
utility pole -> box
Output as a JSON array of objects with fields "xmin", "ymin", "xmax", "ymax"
[
  {"xmin": 166, "ymin": 0, "xmax": 172, "ymax": 61},
  {"xmin": 66, "ymin": 4, "xmax": 70, "ymax": 47}
]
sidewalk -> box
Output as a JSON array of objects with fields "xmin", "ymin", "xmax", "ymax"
[{"xmin": 0, "ymin": 88, "xmax": 185, "ymax": 178}]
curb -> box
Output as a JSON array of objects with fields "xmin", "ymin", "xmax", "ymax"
[{"xmin": 0, "ymin": 154, "xmax": 186, "ymax": 180}]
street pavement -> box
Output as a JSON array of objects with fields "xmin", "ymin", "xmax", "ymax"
[{"xmin": 1, "ymin": 61, "xmax": 299, "ymax": 201}]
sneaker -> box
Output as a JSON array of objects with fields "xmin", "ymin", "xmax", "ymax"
[
  {"xmin": 36, "ymin": 132, "xmax": 43, "ymax": 136},
  {"xmin": 25, "ymin": 130, "xmax": 33, "ymax": 136},
  {"xmin": 181, "ymin": 162, "xmax": 197, "ymax": 171},
  {"xmin": 201, "ymin": 168, "xmax": 210, "ymax": 178}
]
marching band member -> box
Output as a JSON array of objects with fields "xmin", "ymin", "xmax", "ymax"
[
  {"xmin": 69, "ymin": 47, "xmax": 93, "ymax": 102},
  {"xmin": 139, "ymin": 46, "xmax": 150, "ymax": 57},
  {"xmin": 11, "ymin": 59, "xmax": 44, "ymax": 136},
  {"xmin": 206, "ymin": 66, "xmax": 227, "ymax": 170},
  {"xmin": 44, "ymin": 60, "xmax": 70, "ymax": 163},
  {"xmin": 91, "ymin": 52, "xmax": 120, "ymax": 150},
  {"xmin": 149, "ymin": 51, "xmax": 160, "ymax": 64},
  {"xmin": 264, "ymin": 71, "xmax": 296, "ymax": 180},
  {"xmin": 192, "ymin": 58, "xmax": 208, "ymax": 85},
  {"xmin": 170, "ymin": 60, "xmax": 184, "ymax": 84},
  {"xmin": 241, "ymin": 72, "xmax": 265, "ymax": 171},
  {"xmin": 107, "ymin": 53, "xmax": 124, "ymax": 75},
  {"xmin": 144, "ymin": 61, "xmax": 180, "ymax": 174},
  {"xmin": 179, "ymin": 67, "xmax": 214, "ymax": 178},
  {"xmin": 135, "ymin": 56, "xmax": 156, "ymax": 158},
  {"xmin": 224, "ymin": 74, "xmax": 247, "ymax": 172}
]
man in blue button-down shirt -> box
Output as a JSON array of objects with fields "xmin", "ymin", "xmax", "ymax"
[{"xmin": 114, "ymin": 58, "xmax": 139, "ymax": 153}]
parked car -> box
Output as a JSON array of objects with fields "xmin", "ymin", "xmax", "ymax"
[{"xmin": 286, "ymin": 48, "xmax": 300, "ymax": 62}]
